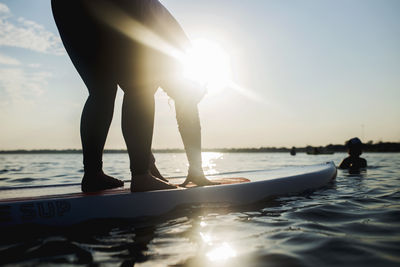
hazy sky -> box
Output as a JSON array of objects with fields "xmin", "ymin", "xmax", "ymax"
[{"xmin": 0, "ymin": 0, "xmax": 399, "ymax": 150}]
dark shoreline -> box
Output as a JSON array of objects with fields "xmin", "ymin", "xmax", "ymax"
[{"xmin": 1, "ymin": 142, "xmax": 399, "ymax": 154}]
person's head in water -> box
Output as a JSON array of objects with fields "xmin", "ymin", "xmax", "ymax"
[
  {"xmin": 347, "ymin": 137, "xmax": 363, "ymax": 157},
  {"xmin": 339, "ymin": 137, "xmax": 367, "ymax": 170}
]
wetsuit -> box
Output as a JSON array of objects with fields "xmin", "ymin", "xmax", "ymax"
[
  {"xmin": 51, "ymin": 0, "xmax": 193, "ymax": 175},
  {"xmin": 338, "ymin": 157, "xmax": 367, "ymax": 169}
]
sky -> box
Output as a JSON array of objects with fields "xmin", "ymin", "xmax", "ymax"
[{"xmin": 0, "ymin": 0, "xmax": 399, "ymax": 150}]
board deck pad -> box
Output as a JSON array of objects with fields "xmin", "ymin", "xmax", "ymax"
[
  {"xmin": 179, "ymin": 177, "xmax": 250, "ymax": 188},
  {"xmin": 0, "ymin": 177, "xmax": 250, "ymax": 203}
]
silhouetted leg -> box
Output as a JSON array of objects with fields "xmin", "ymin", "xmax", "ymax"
[
  {"xmin": 121, "ymin": 89, "xmax": 176, "ymax": 192},
  {"xmin": 52, "ymin": 0, "xmax": 124, "ymax": 192},
  {"xmin": 149, "ymin": 152, "xmax": 168, "ymax": 181},
  {"xmin": 122, "ymin": 89, "xmax": 154, "ymax": 175},
  {"xmin": 80, "ymin": 81, "xmax": 124, "ymax": 192},
  {"xmin": 81, "ymin": 83, "xmax": 116, "ymax": 173},
  {"xmin": 175, "ymin": 102, "xmax": 218, "ymax": 187},
  {"xmin": 175, "ymin": 102, "xmax": 202, "ymax": 171}
]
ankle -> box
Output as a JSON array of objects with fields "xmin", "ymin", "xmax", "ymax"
[
  {"xmin": 83, "ymin": 170, "xmax": 104, "ymax": 176},
  {"xmin": 132, "ymin": 171, "xmax": 152, "ymax": 179},
  {"xmin": 83, "ymin": 170, "xmax": 104, "ymax": 180},
  {"xmin": 188, "ymin": 166, "xmax": 204, "ymax": 177}
]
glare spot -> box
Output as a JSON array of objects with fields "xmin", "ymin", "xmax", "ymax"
[
  {"xmin": 183, "ymin": 39, "xmax": 231, "ymax": 94},
  {"xmin": 202, "ymin": 152, "xmax": 223, "ymax": 175},
  {"xmin": 89, "ymin": 1, "xmax": 263, "ymax": 104},
  {"xmin": 200, "ymin": 232, "xmax": 212, "ymax": 244},
  {"xmin": 206, "ymin": 242, "xmax": 236, "ymax": 262},
  {"xmin": 200, "ymin": 221, "xmax": 207, "ymax": 227}
]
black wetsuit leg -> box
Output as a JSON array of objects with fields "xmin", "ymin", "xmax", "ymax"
[
  {"xmin": 120, "ymin": 88, "xmax": 155, "ymax": 175},
  {"xmin": 52, "ymin": 0, "xmax": 117, "ymax": 174},
  {"xmin": 52, "ymin": 0, "xmax": 185, "ymax": 178},
  {"xmin": 80, "ymin": 82, "xmax": 117, "ymax": 174}
]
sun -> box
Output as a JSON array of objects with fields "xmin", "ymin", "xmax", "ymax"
[{"xmin": 182, "ymin": 39, "xmax": 232, "ymax": 94}]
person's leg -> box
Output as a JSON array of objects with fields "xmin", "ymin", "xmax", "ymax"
[
  {"xmin": 122, "ymin": 89, "xmax": 154, "ymax": 175},
  {"xmin": 175, "ymin": 102, "xmax": 202, "ymax": 172},
  {"xmin": 81, "ymin": 82, "xmax": 116, "ymax": 173},
  {"xmin": 52, "ymin": 0, "xmax": 123, "ymax": 192},
  {"xmin": 159, "ymin": 74, "xmax": 215, "ymax": 186},
  {"xmin": 174, "ymin": 101, "xmax": 218, "ymax": 186},
  {"xmin": 153, "ymin": 50, "xmax": 215, "ymax": 186},
  {"xmin": 120, "ymin": 87, "xmax": 176, "ymax": 192},
  {"xmin": 80, "ymin": 81, "xmax": 124, "ymax": 192},
  {"xmin": 148, "ymin": 152, "xmax": 167, "ymax": 181}
]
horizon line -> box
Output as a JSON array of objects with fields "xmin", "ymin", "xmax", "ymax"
[{"xmin": 1, "ymin": 141, "xmax": 400, "ymax": 153}]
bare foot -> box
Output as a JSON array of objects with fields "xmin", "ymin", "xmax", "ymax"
[
  {"xmin": 131, "ymin": 172, "xmax": 178, "ymax": 192},
  {"xmin": 81, "ymin": 171, "xmax": 124, "ymax": 192},
  {"xmin": 180, "ymin": 172, "xmax": 219, "ymax": 187}
]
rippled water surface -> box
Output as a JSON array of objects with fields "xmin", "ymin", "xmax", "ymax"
[{"xmin": 0, "ymin": 152, "xmax": 399, "ymax": 266}]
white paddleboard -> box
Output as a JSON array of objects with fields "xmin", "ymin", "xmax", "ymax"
[{"xmin": 0, "ymin": 162, "xmax": 336, "ymax": 227}]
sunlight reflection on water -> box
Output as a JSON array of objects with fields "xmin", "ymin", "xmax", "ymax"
[
  {"xmin": 0, "ymin": 153, "xmax": 400, "ymax": 266},
  {"xmin": 202, "ymin": 152, "xmax": 223, "ymax": 175},
  {"xmin": 206, "ymin": 242, "xmax": 237, "ymax": 262}
]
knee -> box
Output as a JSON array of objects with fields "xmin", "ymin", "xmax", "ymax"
[
  {"xmin": 162, "ymin": 78, "xmax": 206, "ymax": 105},
  {"xmin": 88, "ymin": 83, "xmax": 117, "ymax": 99},
  {"xmin": 86, "ymin": 89, "xmax": 117, "ymax": 111},
  {"xmin": 122, "ymin": 85, "xmax": 156, "ymax": 99}
]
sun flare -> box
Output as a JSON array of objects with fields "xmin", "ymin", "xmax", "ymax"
[
  {"xmin": 182, "ymin": 39, "xmax": 232, "ymax": 94},
  {"xmin": 88, "ymin": 2, "xmax": 262, "ymax": 102}
]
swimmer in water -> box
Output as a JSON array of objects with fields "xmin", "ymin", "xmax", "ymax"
[{"xmin": 339, "ymin": 137, "xmax": 367, "ymax": 170}]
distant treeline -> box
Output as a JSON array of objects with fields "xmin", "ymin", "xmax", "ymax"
[{"xmin": 1, "ymin": 142, "xmax": 399, "ymax": 154}]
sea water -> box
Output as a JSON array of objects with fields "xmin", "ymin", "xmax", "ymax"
[{"xmin": 0, "ymin": 152, "xmax": 399, "ymax": 266}]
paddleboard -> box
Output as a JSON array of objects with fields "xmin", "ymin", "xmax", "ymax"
[{"xmin": 0, "ymin": 162, "xmax": 336, "ymax": 227}]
